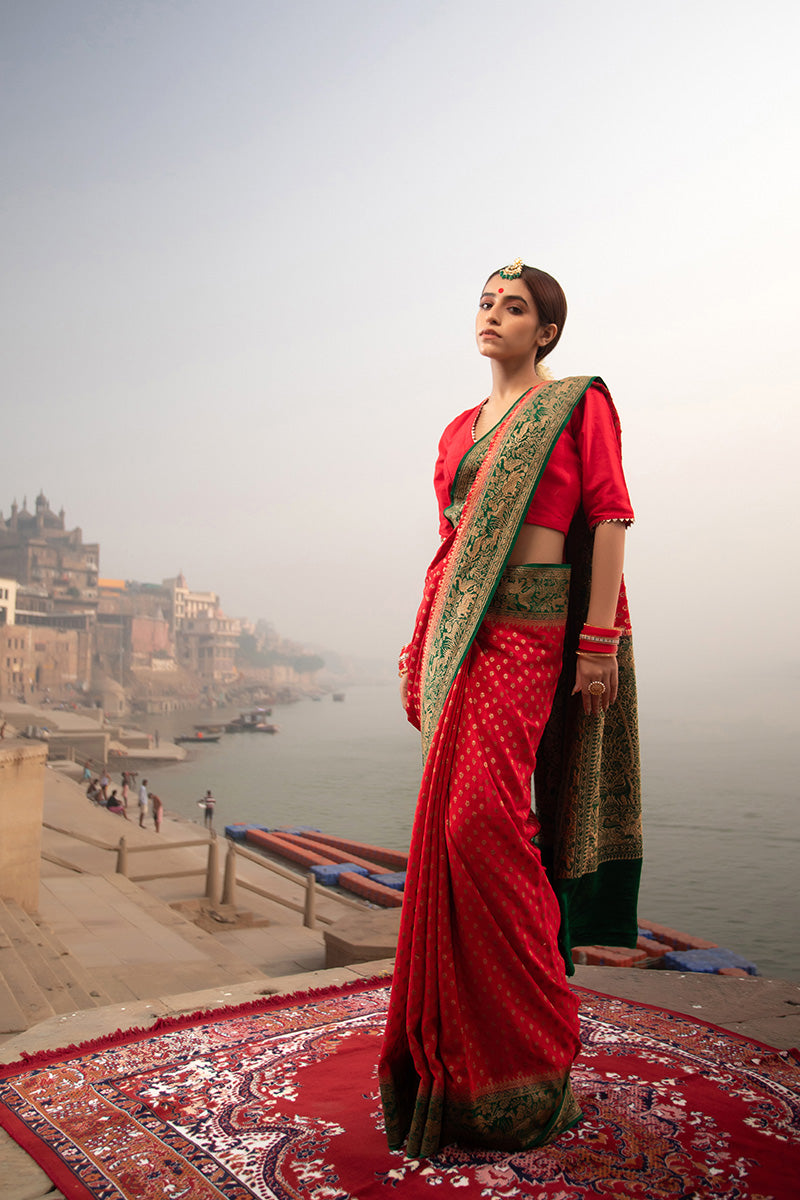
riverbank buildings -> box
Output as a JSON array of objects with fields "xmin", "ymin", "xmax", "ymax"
[{"xmin": 0, "ymin": 497, "xmax": 240, "ymax": 707}]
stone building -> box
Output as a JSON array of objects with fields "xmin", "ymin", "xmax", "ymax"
[
  {"xmin": 96, "ymin": 579, "xmax": 174, "ymax": 676},
  {"xmin": 97, "ymin": 575, "xmax": 240, "ymax": 687},
  {"xmin": 0, "ymin": 495, "xmax": 99, "ymax": 600},
  {"xmin": 0, "ymin": 623, "xmax": 82, "ymax": 700},
  {"xmin": 0, "ymin": 577, "xmax": 17, "ymax": 625},
  {"xmin": 162, "ymin": 573, "xmax": 218, "ymax": 630},
  {"xmin": 177, "ymin": 613, "xmax": 241, "ymax": 685}
]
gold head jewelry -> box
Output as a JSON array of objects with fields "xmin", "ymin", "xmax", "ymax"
[{"xmin": 499, "ymin": 258, "xmax": 524, "ymax": 280}]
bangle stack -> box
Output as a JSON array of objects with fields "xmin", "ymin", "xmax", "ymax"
[
  {"xmin": 398, "ymin": 645, "xmax": 410, "ymax": 677},
  {"xmin": 577, "ymin": 624, "xmax": 620, "ymax": 657}
]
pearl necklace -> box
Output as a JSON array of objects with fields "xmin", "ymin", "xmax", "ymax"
[
  {"xmin": 471, "ymin": 399, "xmax": 489, "ymax": 443},
  {"xmin": 472, "ymin": 382, "xmax": 546, "ymax": 443}
]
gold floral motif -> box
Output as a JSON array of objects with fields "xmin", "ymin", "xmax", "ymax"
[
  {"xmin": 488, "ymin": 563, "xmax": 571, "ymax": 625},
  {"xmin": 420, "ymin": 377, "xmax": 594, "ymax": 755},
  {"xmin": 534, "ymin": 508, "xmax": 642, "ymax": 884},
  {"xmin": 381, "ymin": 1069, "xmax": 580, "ymax": 1158}
]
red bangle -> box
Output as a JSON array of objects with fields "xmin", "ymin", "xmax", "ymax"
[
  {"xmin": 578, "ymin": 623, "xmax": 619, "ymax": 655},
  {"xmin": 577, "ymin": 638, "xmax": 619, "ymax": 655}
]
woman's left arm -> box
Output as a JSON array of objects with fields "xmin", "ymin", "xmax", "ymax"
[{"xmin": 572, "ymin": 521, "xmax": 626, "ymax": 714}]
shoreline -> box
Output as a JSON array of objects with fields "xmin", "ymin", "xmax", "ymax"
[{"xmin": 3, "ymin": 694, "xmax": 798, "ymax": 983}]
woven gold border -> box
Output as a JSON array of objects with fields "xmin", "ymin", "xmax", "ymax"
[{"xmin": 420, "ymin": 377, "xmax": 595, "ymax": 754}]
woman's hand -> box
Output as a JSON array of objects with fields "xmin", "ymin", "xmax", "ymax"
[
  {"xmin": 572, "ymin": 653, "xmax": 618, "ymax": 715},
  {"xmin": 400, "ymin": 671, "xmax": 409, "ymax": 711}
]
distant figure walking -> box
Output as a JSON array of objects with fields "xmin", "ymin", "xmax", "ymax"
[
  {"xmin": 82, "ymin": 760, "xmax": 91, "ymax": 782},
  {"xmin": 154, "ymin": 729, "xmax": 160, "ymax": 748},
  {"xmin": 99, "ymin": 769, "xmax": 110, "ymax": 802},
  {"xmin": 198, "ymin": 789, "xmax": 215, "ymax": 830},
  {"xmin": 138, "ymin": 779, "xmax": 149, "ymax": 828},
  {"xmin": 121, "ymin": 771, "xmax": 130, "ymax": 809},
  {"xmin": 151, "ymin": 792, "xmax": 163, "ymax": 833}
]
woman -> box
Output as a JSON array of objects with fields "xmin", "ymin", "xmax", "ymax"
[
  {"xmin": 378, "ymin": 261, "xmax": 642, "ymax": 1158},
  {"xmin": 105, "ymin": 789, "xmax": 129, "ymax": 819}
]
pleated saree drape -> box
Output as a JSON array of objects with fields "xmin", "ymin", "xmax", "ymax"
[{"xmin": 378, "ymin": 378, "xmax": 642, "ymax": 1158}]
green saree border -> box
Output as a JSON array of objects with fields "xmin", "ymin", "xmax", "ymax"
[{"xmin": 420, "ymin": 376, "xmax": 598, "ymax": 756}]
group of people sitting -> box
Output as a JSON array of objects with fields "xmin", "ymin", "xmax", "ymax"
[
  {"xmin": 84, "ymin": 766, "xmax": 163, "ymax": 830},
  {"xmin": 86, "ymin": 774, "xmax": 129, "ymax": 818}
]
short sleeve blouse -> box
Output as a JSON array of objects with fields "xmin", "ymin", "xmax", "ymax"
[{"xmin": 433, "ymin": 384, "xmax": 634, "ymax": 540}]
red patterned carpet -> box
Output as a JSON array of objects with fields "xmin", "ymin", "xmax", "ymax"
[{"xmin": 0, "ymin": 977, "xmax": 797, "ymax": 1199}]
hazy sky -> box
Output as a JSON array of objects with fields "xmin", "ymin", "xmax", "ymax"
[{"xmin": 2, "ymin": 1, "xmax": 798, "ymax": 716}]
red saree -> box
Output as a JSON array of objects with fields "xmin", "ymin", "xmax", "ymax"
[{"xmin": 379, "ymin": 378, "xmax": 642, "ymax": 1158}]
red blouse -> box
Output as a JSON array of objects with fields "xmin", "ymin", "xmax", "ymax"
[{"xmin": 434, "ymin": 384, "xmax": 634, "ymax": 539}]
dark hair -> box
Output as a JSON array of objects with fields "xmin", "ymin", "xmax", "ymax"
[{"xmin": 487, "ymin": 264, "xmax": 567, "ymax": 363}]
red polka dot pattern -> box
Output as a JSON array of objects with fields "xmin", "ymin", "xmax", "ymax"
[{"xmin": 380, "ymin": 577, "xmax": 582, "ymax": 1156}]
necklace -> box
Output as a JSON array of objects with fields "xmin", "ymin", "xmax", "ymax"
[
  {"xmin": 471, "ymin": 399, "xmax": 489, "ymax": 443},
  {"xmin": 472, "ymin": 381, "xmax": 546, "ymax": 443}
]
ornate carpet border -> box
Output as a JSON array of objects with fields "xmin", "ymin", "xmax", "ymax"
[
  {"xmin": 570, "ymin": 983, "xmax": 799, "ymax": 1059},
  {"xmin": 2, "ymin": 972, "xmax": 794, "ymax": 1083},
  {"xmin": 0, "ymin": 972, "xmax": 392, "ymax": 1080}
]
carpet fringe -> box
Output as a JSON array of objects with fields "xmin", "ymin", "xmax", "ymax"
[{"xmin": 0, "ymin": 972, "xmax": 393, "ymax": 1079}]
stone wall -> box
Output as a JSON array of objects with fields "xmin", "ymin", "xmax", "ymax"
[{"xmin": 0, "ymin": 738, "xmax": 47, "ymax": 911}]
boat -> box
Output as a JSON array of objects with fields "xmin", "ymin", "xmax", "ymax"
[
  {"xmin": 332, "ymin": 692, "xmax": 345, "ymax": 702},
  {"xmin": 173, "ymin": 732, "xmax": 221, "ymax": 744},
  {"xmin": 225, "ymin": 708, "xmax": 276, "ymax": 733}
]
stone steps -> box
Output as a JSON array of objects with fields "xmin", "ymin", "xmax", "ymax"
[
  {"xmin": 0, "ymin": 899, "xmax": 111, "ymax": 1014},
  {"xmin": 0, "ymin": 874, "xmax": 274, "ymax": 1037},
  {"xmin": 0, "ymin": 898, "xmax": 92, "ymax": 1034},
  {"xmin": 36, "ymin": 873, "xmax": 270, "ymax": 1009}
]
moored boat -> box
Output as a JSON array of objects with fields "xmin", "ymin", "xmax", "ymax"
[{"xmin": 225, "ymin": 707, "xmax": 274, "ymax": 732}]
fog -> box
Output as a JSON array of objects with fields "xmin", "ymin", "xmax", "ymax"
[{"xmin": 2, "ymin": 1, "xmax": 798, "ymax": 726}]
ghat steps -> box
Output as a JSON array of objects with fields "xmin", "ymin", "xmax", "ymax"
[{"xmin": 0, "ymin": 875, "xmax": 271, "ymax": 1038}]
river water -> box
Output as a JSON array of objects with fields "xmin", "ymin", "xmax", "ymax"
[{"xmin": 136, "ymin": 685, "xmax": 799, "ymax": 982}]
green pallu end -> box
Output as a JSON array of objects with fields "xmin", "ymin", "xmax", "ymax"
[
  {"xmin": 534, "ymin": 514, "xmax": 643, "ymax": 977},
  {"xmin": 549, "ymin": 859, "xmax": 643, "ymax": 975}
]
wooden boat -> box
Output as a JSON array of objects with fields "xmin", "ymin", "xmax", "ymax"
[
  {"xmin": 332, "ymin": 692, "xmax": 345, "ymax": 702},
  {"xmin": 173, "ymin": 732, "xmax": 221, "ymax": 744},
  {"xmin": 225, "ymin": 708, "xmax": 274, "ymax": 732}
]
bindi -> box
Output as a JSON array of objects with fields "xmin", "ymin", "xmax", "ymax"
[{"xmin": 498, "ymin": 287, "xmax": 504, "ymax": 293}]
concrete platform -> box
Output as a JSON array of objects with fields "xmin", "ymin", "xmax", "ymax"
[
  {"xmin": 1, "ymin": 762, "xmax": 798, "ymax": 1199},
  {"xmin": 1, "ymin": 960, "xmax": 797, "ymax": 1200}
]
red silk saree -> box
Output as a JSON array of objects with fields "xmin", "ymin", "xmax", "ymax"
[{"xmin": 379, "ymin": 378, "xmax": 642, "ymax": 1158}]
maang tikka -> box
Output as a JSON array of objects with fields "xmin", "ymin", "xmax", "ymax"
[{"xmin": 498, "ymin": 258, "xmax": 524, "ymax": 280}]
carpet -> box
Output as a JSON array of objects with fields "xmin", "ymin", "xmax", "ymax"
[{"xmin": 0, "ymin": 977, "xmax": 797, "ymax": 1199}]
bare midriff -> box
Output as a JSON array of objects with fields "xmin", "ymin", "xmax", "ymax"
[{"xmin": 507, "ymin": 523, "xmax": 565, "ymax": 566}]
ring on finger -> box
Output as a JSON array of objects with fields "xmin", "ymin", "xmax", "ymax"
[{"xmin": 588, "ymin": 680, "xmax": 606, "ymax": 697}]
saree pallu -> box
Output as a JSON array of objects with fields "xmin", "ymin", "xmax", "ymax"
[
  {"xmin": 379, "ymin": 377, "xmax": 642, "ymax": 1157},
  {"xmin": 379, "ymin": 564, "xmax": 583, "ymax": 1157}
]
